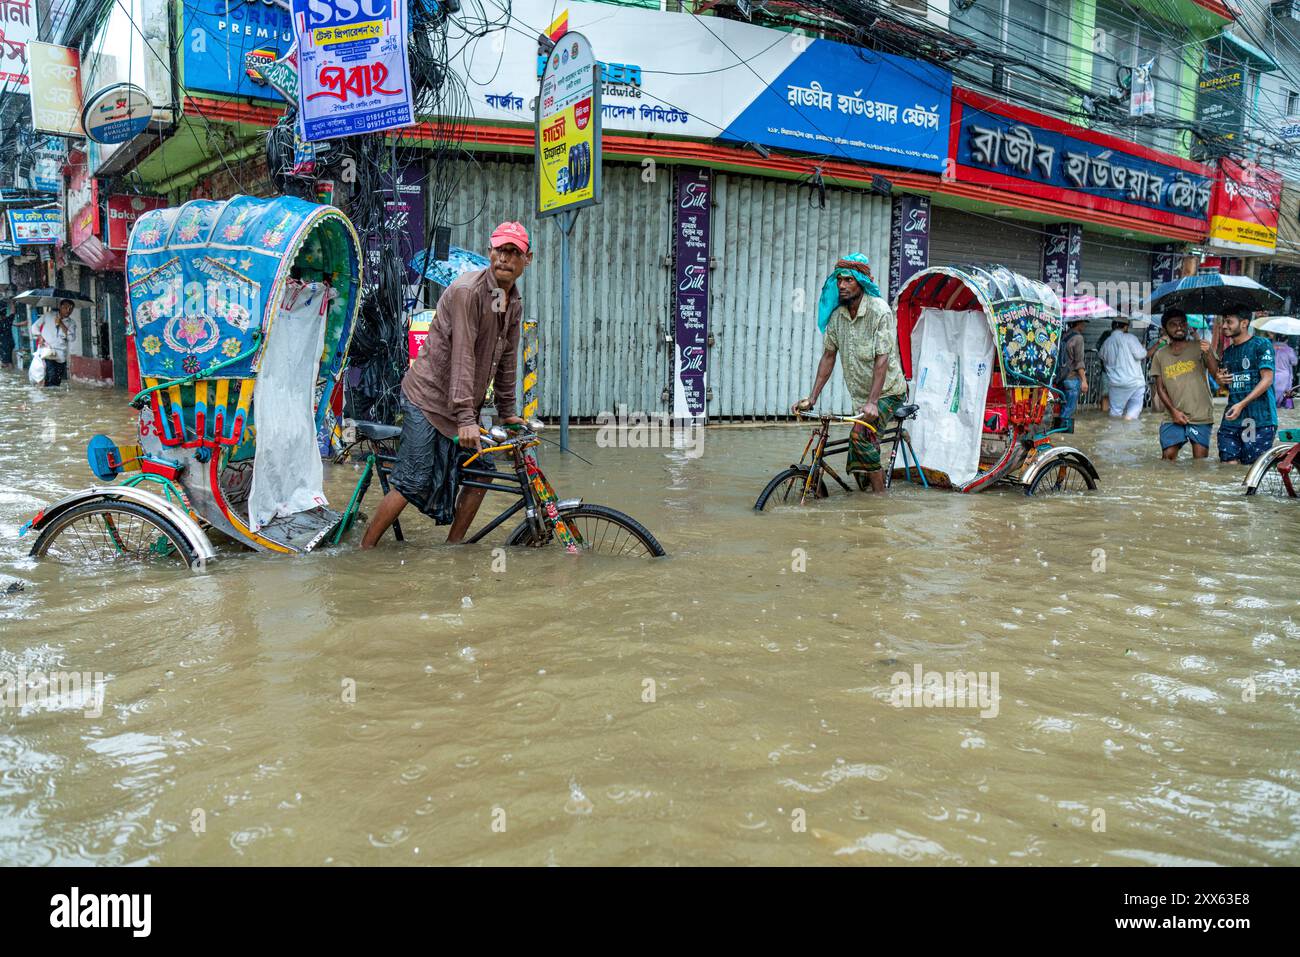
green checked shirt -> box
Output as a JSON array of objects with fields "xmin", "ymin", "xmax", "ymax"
[{"xmin": 823, "ymin": 294, "xmax": 907, "ymax": 408}]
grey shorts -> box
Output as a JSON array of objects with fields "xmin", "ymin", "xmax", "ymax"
[{"xmin": 389, "ymin": 393, "xmax": 493, "ymax": 524}]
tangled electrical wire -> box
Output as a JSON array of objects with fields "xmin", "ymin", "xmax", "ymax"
[{"xmin": 259, "ymin": 3, "xmax": 506, "ymax": 426}]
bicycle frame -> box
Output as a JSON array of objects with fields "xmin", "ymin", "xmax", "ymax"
[
  {"xmin": 795, "ymin": 413, "xmax": 927, "ymax": 498},
  {"xmin": 459, "ymin": 440, "xmax": 583, "ymax": 551},
  {"xmin": 336, "ymin": 431, "xmax": 584, "ymax": 549}
]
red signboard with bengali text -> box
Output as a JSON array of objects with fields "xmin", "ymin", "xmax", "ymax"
[
  {"xmin": 1208, "ymin": 159, "xmax": 1281, "ymax": 254},
  {"xmin": 106, "ymin": 194, "xmax": 168, "ymax": 249}
]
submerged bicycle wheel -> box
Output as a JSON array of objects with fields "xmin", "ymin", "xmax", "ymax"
[
  {"xmin": 30, "ymin": 500, "xmax": 200, "ymax": 568},
  {"xmin": 754, "ymin": 467, "xmax": 828, "ymax": 510},
  {"xmin": 1025, "ymin": 460, "xmax": 1096, "ymax": 496},
  {"xmin": 506, "ymin": 503, "xmax": 666, "ymax": 557},
  {"xmin": 1247, "ymin": 453, "xmax": 1299, "ymax": 498}
]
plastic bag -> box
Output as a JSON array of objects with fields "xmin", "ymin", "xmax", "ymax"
[
  {"xmin": 27, "ymin": 350, "xmax": 45, "ymax": 385},
  {"xmin": 906, "ymin": 308, "xmax": 995, "ymax": 486},
  {"xmin": 247, "ymin": 281, "xmax": 331, "ymax": 532}
]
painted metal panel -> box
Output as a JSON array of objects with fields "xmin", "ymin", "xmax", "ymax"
[
  {"xmin": 710, "ymin": 175, "xmax": 890, "ymax": 419},
  {"xmin": 441, "ymin": 157, "xmax": 671, "ymax": 418}
]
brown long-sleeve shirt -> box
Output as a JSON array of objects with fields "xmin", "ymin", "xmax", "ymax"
[{"xmin": 401, "ymin": 268, "xmax": 522, "ymax": 438}]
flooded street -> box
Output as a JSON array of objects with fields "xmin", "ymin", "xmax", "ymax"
[{"xmin": 1, "ymin": 375, "xmax": 1298, "ymax": 866}]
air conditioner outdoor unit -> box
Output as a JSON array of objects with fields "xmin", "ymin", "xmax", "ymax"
[{"xmin": 1272, "ymin": 0, "xmax": 1300, "ymax": 23}]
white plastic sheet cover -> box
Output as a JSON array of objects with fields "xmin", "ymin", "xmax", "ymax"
[
  {"xmin": 248, "ymin": 281, "xmax": 331, "ymax": 532},
  {"xmin": 907, "ymin": 308, "xmax": 995, "ymax": 486}
]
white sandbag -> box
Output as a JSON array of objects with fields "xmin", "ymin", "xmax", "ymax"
[
  {"xmin": 27, "ymin": 350, "xmax": 46, "ymax": 385},
  {"xmin": 248, "ymin": 281, "xmax": 331, "ymax": 531},
  {"xmin": 906, "ymin": 308, "xmax": 994, "ymax": 486}
]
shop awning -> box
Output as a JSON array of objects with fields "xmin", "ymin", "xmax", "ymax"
[{"xmin": 1214, "ymin": 30, "xmax": 1278, "ymax": 73}]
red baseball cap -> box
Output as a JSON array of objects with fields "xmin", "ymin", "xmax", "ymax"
[{"xmin": 490, "ymin": 221, "xmax": 530, "ymax": 254}]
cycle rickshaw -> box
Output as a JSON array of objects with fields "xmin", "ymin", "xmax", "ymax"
[
  {"xmin": 756, "ymin": 264, "xmax": 1100, "ymax": 509},
  {"xmin": 22, "ymin": 195, "xmax": 665, "ymax": 568}
]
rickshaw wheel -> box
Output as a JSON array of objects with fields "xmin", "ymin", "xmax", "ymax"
[
  {"xmin": 1025, "ymin": 460, "xmax": 1096, "ymax": 496},
  {"xmin": 30, "ymin": 500, "xmax": 200, "ymax": 568},
  {"xmin": 754, "ymin": 467, "xmax": 829, "ymax": 510},
  {"xmin": 1247, "ymin": 454, "xmax": 1299, "ymax": 498}
]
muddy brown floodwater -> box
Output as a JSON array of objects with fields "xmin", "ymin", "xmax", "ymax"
[{"xmin": 1, "ymin": 375, "xmax": 1298, "ymax": 865}]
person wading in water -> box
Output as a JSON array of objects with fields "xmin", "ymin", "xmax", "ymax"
[
  {"xmin": 792, "ymin": 253, "xmax": 908, "ymax": 494},
  {"xmin": 361, "ymin": 222, "xmax": 532, "ymax": 548}
]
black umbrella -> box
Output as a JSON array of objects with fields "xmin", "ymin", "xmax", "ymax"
[
  {"xmin": 1147, "ymin": 274, "xmax": 1282, "ymax": 314},
  {"xmin": 12, "ymin": 288, "xmax": 95, "ymax": 309}
]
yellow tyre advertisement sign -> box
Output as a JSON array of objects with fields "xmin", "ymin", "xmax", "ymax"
[{"xmin": 536, "ymin": 31, "xmax": 602, "ymax": 217}]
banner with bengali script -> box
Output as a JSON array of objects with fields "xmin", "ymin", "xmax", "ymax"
[
  {"xmin": 0, "ymin": 0, "xmax": 37, "ymax": 92},
  {"xmin": 28, "ymin": 41, "xmax": 83, "ymax": 136},
  {"xmin": 1209, "ymin": 158, "xmax": 1282, "ymax": 254},
  {"xmin": 290, "ymin": 0, "xmax": 414, "ymax": 141},
  {"xmin": 449, "ymin": 0, "xmax": 951, "ymax": 173}
]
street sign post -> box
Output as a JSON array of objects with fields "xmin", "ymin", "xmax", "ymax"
[{"xmin": 535, "ymin": 31, "xmax": 602, "ymax": 452}]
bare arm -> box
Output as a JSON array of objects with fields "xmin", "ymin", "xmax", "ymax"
[
  {"xmin": 1200, "ymin": 340, "xmax": 1219, "ymax": 376},
  {"xmin": 805, "ymin": 348, "xmax": 837, "ymax": 406}
]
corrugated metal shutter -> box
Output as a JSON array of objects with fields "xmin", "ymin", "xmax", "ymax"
[
  {"xmin": 1078, "ymin": 231, "xmax": 1153, "ymax": 351},
  {"xmin": 711, "ymin": 175, "xmax": 890, "ymax": 419},
  {"xmin": 441, "ymin": 157, "xmax": 672, "ymax": 419},
  {"xmin": 928, "ymin": 206, "xmax": 1043, "ymax": 276}
]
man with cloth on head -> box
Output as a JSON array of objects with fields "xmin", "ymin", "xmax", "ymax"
[
  {"xmin": 792, "ymin": 253, "xmax": 908, "ymax": 494},
  {"xmin": 361, "ymin": 221, "xmax": 532, "ymax": 549}
]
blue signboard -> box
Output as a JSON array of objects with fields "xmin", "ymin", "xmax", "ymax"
[
  {"xmin": 720, "ymin": 40, "xmax": 952, "ymax": 173},
  {"xmin": 956, "ymin": 105, "xmax": 1213, "ymax": 219},
  {"xmin": 8, "ymin": 209, "xmax": 63, "ymax": 245},
  {"xmin": 31, "ymin": 136, "xmax": 67, "ymax": 193},
  {"xmin": 181, "ymin": 0, "xmax": 294, "ymax": 100}
]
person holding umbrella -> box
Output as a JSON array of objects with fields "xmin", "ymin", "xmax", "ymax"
[
  {"xmin": 31, "ymin": 299, "xmax": 78, "ymax": 388},
  {"xmin": 1215, "ymin": 306, "xmax": 1276, "ymax": 465},
  {"xmin": 1149, "ymin": 309, "xmax": 1218, "ymax": 460}
]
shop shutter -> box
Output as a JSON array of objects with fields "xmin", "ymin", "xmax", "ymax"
[
  {"xmin": 928, "ymin": 206, "xmax": 1043, "ymax": 276},
  {"xmin": 710, "ymin": 175, "xmax": 891, "ymax": 419},
  {"xmin": 442, "ymin": 157, "xmax": 672, "ymax": 419}
]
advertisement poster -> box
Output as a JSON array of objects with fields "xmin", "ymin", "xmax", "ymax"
[
  {"xmin": 291, "ymin": 0, "xmax": 414, "ymax": 141},
  {"xmin": 365, "ymin": 165, "xmax": 426, "ymax": 285},
  {"xmin": 182, "ymin": 0, "xmax": 294, "ymax": 101},
  {"xmin": 1209, "ymin": 158, "xmax": 1282, "ymax": 254},
  {"xmin": 8, "ymin": 209, "xmax": 64, "ymax": 245},
  {"xmin": 536, "ymin": 31, "xmax": 601, "ymax": 217},
  {"xmin": 672, "ymin": 167, "xmax": 710, "ymax": 421},
  {"xmin": 30, "ymin": 135, "xmax": 68, "ymax": 193},
  {"xmin": 889, "ymin": 195, "xmax": 930, "ymax": 297},
  {"xmin": 1151, "ymin": 243, "xmax": 1181, "ymax": 287},
  {"xmin": 1195, "ymin": 67, "xmax": 1245, "ymax": 146},
  {"xmin": 1041, "ymin": 223, "xmax": 1082, "ymax": 295},
  {"xmin": 0, "ymin": 0, "xmax": 36, "ymax": 92},
  {"xmin": 28, "ymin": 41, "xmax": 84, "ymax": 136},
  {"xmin": 107, "ymin": 194, "xmax": 169, "ymax": 249}
]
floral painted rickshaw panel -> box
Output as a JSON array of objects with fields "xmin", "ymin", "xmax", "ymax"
[{"xmin": 126, "ymin": 197, "xmax": 317, "ymax": 381}]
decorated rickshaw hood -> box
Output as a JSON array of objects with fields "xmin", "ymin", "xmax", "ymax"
[
  {"xmin": 896, "ymin": 264, "xmax": 1064, "ymax": 385},
  {"xmin": 125, "ymin": 195, "xmax": 362, "ymax": 382}
]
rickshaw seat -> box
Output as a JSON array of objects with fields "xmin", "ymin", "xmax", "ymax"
[
  {"xmin": 355, "ymin": 420, "xmax": 402, "ymax": 442},
  {"xmin": 892, "ymin": 403, "xmax": 919, "ymax": 420}
]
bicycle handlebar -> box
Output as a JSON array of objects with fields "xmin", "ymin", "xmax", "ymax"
[{"xmin": 794, "ymin": 409, "xmax": 877, "ymax": 431}]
